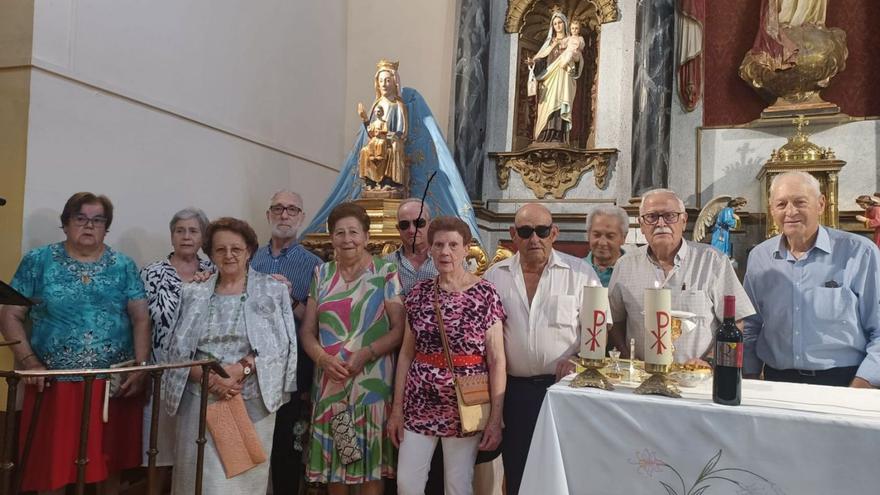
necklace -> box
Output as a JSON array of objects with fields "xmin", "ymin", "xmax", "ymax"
[{"xmin": 207, "ymin": 292, "xmax": 247, "ymax": 334}]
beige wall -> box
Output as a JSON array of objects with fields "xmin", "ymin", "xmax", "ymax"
[
  {"xmin": 0, "ymin": 0, "xmax": 33, "ymax": 410},
  {"xmin": 344, "ymin": 1, "xmax": 457, "ymax": 141}
]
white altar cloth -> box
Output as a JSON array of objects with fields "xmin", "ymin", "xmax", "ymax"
[{"xmin": 520, "ymin": 377, "xmax": 880, "ymax": 495}]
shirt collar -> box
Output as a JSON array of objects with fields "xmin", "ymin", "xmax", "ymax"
[
  {"xmin": 646, "ymin": 239, "xmax": 687, "ymax": 267},
  {"xmin": 774, "ymin": 226, "xmax": 831, "ymax": 259},
  {"xmin": 586, "ymin": 247, "xmax": 625, "ymax": 269},
  {"xmin": 508, "ymin": 248, "xmax": 568, "ymax": 272}
]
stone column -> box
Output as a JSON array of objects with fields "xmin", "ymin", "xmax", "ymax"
[
  {"xmin": 452, "ymin": 0, "xmax": 491, "ymax": 198},
  {"xmin": 630, "ymin": 0, "xmax": 675, "ymax": 196}
]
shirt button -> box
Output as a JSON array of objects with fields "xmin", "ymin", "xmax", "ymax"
[{"xmin": 795, "ymin": 307, "xmax": 799, "ymax": 311}]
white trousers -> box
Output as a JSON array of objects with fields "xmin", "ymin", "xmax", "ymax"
[{"xmin": 397, "ymin": 429, "xmax": 481, "ymax": 495}]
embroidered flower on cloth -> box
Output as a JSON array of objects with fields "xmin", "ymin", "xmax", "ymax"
[{"xmin": 250, "ymin": 295, "xmax": 275, "ymax": 315}]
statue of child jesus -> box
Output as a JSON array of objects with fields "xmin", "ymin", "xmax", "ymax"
[{"xmin": 558, "ymin": 19, "xmax": 585, "ymax": 71}]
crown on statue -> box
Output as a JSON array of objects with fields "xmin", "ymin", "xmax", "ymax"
[{"xmin": 376, "ymin": 59, "xmax": 400, "ymax": 73}]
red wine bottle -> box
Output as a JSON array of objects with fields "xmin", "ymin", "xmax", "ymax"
[{"xmin": 713, "ymin": 295, "xmax": 742, "ymax": 406}]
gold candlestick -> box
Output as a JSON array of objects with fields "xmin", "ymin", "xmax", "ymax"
[
  {"xmin": 634, "ymin": 362, "xmax": 681, "ymax": 398},
  {"xmin": 570, "ymin": 357, "xmax": 614, "ymax": 390},
  {"xmin": 635, "ymin": 288, "xmax": 681, "ymax": 398}
]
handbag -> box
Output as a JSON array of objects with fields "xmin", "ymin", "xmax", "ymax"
[
  {"xmin": 329, "ymin": 371, "xmax": 364, "ymax": 465},
  {"xmin": 103, "ymin": 359, "xmax": 135, "ymax": 423},
  {"xmin": 206, "ymin": 394, "xmax": 268, "ymax": 478},
  {"xmin": 433, "ymin": 279, "xmax": 490, "ymax": 434}
]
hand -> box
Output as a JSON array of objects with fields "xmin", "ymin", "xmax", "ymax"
[
  {"xmin": 850, "ymin": 376, "xmax": 875, "ymax": 389},
  {"xmin": 22, "ymin": 359, "xmax": 49, "ymax": 393},
  {"xmin": 223, "ymin": 362, "xmax": 246, "ymax": 383},
  {"xmin": 387, "ymin": 410, "xmax": 405, "ymax": 448},
  {"xmin": 345, "ymin": 348, "xmax": 373, "ymax": 376},
  {"xmin": 684, "ymin": 358, "xmax": 712, "ymax": 369},
  {"xmin": 318, "ymin": 353, "xmax": 350, "ymax": 382},
  {"xmin": 525, "ymin": 56, "xmax": 534, "ymax": 68},
  {"xmin": 118, "ymin": 370, "xmax": 147, "ymax": 397},
  {"xmin": 208, "ymin": 374, "xmax": 243, "ymax": 400},
  {"xmin": 478, "ymin": 419, "xmax": 502, "ymax": 451},
  {"xmin": 855, "ymin": 215, "xmax": 868, "ymax": 223},
  {"xmin": 555, "ymin": 358, "xmax": 577, "ymax": 382},
  {"xmin": 270, "ymin": 274, "xmax": 293, "ymax": 293},
  {"xmin": 357, "ymin": 102, "xmax": 367, "ymax": 122},
  {"xmin": 192, "ymin": 271, "xmax": 212, "ymax": 283}
]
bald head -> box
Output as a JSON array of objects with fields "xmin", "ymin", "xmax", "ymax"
[
  {"xmin": 514, "ymin": 203, "xmax": 553, "ymax": 226},
  {"xmin": 511, "ymin": 203, "xmax": 557, "ymax": 267}
]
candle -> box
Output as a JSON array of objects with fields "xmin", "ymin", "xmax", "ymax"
[
  {"xmin": 644, "ymin": 288, "xmax": 673, "ymax": 366},
  {"xmin": 579, "ymin": 286, "xmax": 609, "ymax": 360}
]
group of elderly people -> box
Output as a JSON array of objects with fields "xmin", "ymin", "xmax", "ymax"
[{"xmin": 1, "ymin": 169, "xmax": 878, "ymax": 495}]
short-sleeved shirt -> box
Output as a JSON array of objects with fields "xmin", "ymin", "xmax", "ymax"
[
  {"xmin": 608, "ymin": 240, "xmax": 755, "ymax": 362},
  {"xmin": 383, "ymin": 249, "xmax": 438, "ymax": 296},
  {"xmin": 403, "ymin": 278, "xmax": 505, "ymax": 437},
  {"xmin": 11, "ymin": 242, "xmax": 146, "ymax": 373}
]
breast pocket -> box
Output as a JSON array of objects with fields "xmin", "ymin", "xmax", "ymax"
[
  {"xmin": 810, "ymin": 287, "xmax": 856, "ymax": 325},
  {"xmin": 552, "ymin": 294, "xmax": 579, "ymax": 327},
  {"xmin": 670, "ymin": 290, "xmax": 712, "ymax": 325}
]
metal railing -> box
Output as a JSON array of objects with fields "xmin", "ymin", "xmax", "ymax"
[{"xmin": 0, "ymin": 353, "xmax": 228, "ymax": 495}]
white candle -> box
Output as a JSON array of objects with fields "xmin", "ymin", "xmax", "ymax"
[
  {"xmin": 579, "ymin": 286, "xmax": 609, "ymax": 360},
  {"xmin": 644, "ymin": 288, "xmax": 673, "ymax": 366}
]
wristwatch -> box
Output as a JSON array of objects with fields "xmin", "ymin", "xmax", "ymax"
[{"xmin": 238, "ymin": 357, "xmax": 254, "ymax": 383}]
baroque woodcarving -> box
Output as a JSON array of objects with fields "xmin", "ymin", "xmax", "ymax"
[
  {"xmin": 491, "ymin": 147, "xmax": 617, "ymax": 199},
  {"xmin": 505, "ymin": 0, "xmax": 620, "ymax": 34}
]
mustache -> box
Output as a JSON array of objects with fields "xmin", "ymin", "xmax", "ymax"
[{"xmin": 653, "ymin": 227, "xmax": 673, "ymax": 235}]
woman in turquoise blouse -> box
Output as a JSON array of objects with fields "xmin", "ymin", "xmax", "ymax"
[{"xmin": 0, "ymin": 192, "xmax": 151, "ymax": 494}]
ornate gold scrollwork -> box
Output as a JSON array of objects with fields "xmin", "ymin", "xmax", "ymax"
[
  {"xmin": 491, "ymin": 147, "xmax": 617, "ymax": 199},
  {"xmin": 504, "ymin": 0, "xmax": 619, "ymax": 33}
]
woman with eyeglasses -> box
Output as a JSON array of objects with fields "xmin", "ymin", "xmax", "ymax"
[
  {"xmin": 138, "ymin": 207, "xmax": 214, "ymax": 486},
  {"xmin": 301, "ymin": 202, "xmax": 405, "ymax": 495},
  {"xmin": 1, "ymin": 192, "xmax": 151, "ymax": 494},
  {"xmin": 162, "ymin": 217, "xmax": 297, "ymax": 494},
  {"xmin": 388, "ymin": 216, "xmax": 506, "ymax": 495}
]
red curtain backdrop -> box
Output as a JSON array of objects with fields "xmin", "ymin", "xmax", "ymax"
[{"xmin": 703, "ymin": 0, "xmax": 880, "ymax": 126}]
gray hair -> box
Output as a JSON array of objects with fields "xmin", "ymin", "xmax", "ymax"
[
  {"xmin": 397, "ymin": 198, "xmax": 431, "ymax": 219},
  {"xmin": 269, "ymin": 189, "xmax": 303, "ymax": 207},
  {"xmin": 169, "ymin": 207, "xmax": 210, "ymax": 234},
  {"xmin": 639, "ymin": 188, "xmax": 686, "ymax": 214},
  {"xmin": 769, "ymin": 171, "xmax": 821, "ymax": 199},
  {"xmin": 586, "ymin": 205, "xmax": 630, "ymax": 236}
]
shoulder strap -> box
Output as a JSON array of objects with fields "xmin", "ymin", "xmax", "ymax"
[{"xmin": 433, "ymin": 278, "xmax": 458, "ymax": 383}]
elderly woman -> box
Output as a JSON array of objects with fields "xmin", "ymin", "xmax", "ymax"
[
  {"xmin": 0, "ymin": 192, "xmax": 150, "ymax": 495},
  {"xmin": 139, "ymin": 208, "xmax": 214, "ymax": 475},
  {"xmin": 301, "ymin": 202, "xmax": 404, "ymax": 495},
  {"xmin": 389, "ymin": 216, "xmax": 506, "ymax": 495},
  {"xmin": 162, "ymin": 217, "xmax": 296, "ymax": 494}
]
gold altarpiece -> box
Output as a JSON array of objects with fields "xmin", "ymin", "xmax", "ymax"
[{"xmin": 756, "ymin": 116, "xmax": 846, "ymax": 238}]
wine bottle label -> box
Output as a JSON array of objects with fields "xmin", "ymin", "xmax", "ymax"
[{"xmin": 715, "ymin": 341, "xmax": 743, "ymax": 368}]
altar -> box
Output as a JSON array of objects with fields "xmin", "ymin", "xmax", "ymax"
[{"xmin": 520, "ymin": 377, "xmax": 880, "ymax": 494}]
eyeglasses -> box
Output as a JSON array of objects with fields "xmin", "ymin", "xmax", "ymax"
[
  {"xmin": 515, "ymin": 225, "xmax": 553, "ymax": 239},
  {"xmin": 397, "ymin": 218, "xmax": 427, "ymax": 230},
  {"xmin": 640, "ymin": 212, "xmax": 684, "ymax": 225},
  {"xmin": 269, "ymin": 204, "xmax": 302, "ymax": 216},
  {"xmin": 71, "ymin": 214, "xmax": 108, "ymax": 228},
  {"xmin": 213, "ymin": 246, "xmax": 247, "ymax": 258}
]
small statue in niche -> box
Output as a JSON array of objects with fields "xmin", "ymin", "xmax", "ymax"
[
  {"xmin": 525, "ymin": 7, "xmax": 582, "ymax": 144},
  {"xmin": 855, "ymin": 194, "xmax": 880, "ymax": 248},
  {"xmin": 694, "ymin": 196, "xmax": 747, "ymax": 259},
  {"xmin": 558, "ymin": 19, "xmax": 585, "ymax": 74},
  {"xmin": 357, "ymin": 59, "xmax": 408, "ymax": 194}
]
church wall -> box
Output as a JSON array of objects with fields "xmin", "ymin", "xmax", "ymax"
[
  {"xmin": 21, "ymin": 0, "xmax": 349, "ymax": 266},
  {"xmin": 344, "ymin": 0, "xmax": 458, "ymax": 142}
]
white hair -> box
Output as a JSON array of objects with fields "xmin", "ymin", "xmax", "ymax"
[
  {"xmin": 169, "ymin": 207, "xmax": 209, "ymax": 234},
  {"xmin": 397, "ymin": 198, "xmax": 431, "ymax": 219},
  {"xmin": 639, "ymin": 188, "xmax": 686, "ymax": 214},
  {"xmin": 269, "ymin": 189, "xmax": 303, "ymax": 207},
  {"xmin": 585, "ymin": 205, "xmax": 629, "ymax": 236},
  {"xmin": 769, "ymin": 171, "xmax": 821, "ymax": 199}
]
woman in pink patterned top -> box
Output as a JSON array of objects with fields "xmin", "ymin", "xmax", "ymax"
[{"xmin": 389, "ymin": 216, "xmax": 506, "ymax": 495}]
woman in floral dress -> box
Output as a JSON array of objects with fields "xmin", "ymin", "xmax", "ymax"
[{"xmin": 300, "ymin": 202, "xmax": 405, "ymax": 495}]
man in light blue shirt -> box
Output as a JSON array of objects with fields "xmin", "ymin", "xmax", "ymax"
[
  {"xmin": 743, "ymin": 172, "xmax": 880, "ymax": 388},
  {"xmin": 583, "ymin": 205, "xmax": 628, "ymax": 287}
]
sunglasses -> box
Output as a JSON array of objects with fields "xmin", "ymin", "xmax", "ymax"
[
  {"xmin": 397, "ymin": 218, "xmax": 427, "ymax": 230},
  {"xmin": 515, "ymin": 225, "xmax": 553, "ymax": 239}
]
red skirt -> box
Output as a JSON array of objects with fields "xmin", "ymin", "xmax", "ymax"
[{"xmin": 18, "ymin": 380, "xmax": 143, "ymax": 491}]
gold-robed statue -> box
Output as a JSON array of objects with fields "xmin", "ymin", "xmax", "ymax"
[
  {"xmin": 739, "ymin": 0, "xmax": 847, "ymax": 117},
  {"xmin": 357, "ymin": 59, "xmax": 409, "ymax": 198}
]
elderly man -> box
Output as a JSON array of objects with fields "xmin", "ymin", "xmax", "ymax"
[
  {"xmin": 384, "ymin": 198, "xmax": 437, "ymax": 295},
  {"xmin": 743, "ymin": 172, "xmax": 880, "ymax": 388},
  {"xmin": 608, "ymin": 189, "xmax": 754, "ymax": 363},
  {"xmin": 250, "ymin": 189, "xmax": 323, "ymax": 495},
  {"xmin": 483, "ymin": 203, "xmax": 600, "ymax": 495},
  {"xmin": 584, "ymin": 205, "xmax": 629, "ymax": 287}
]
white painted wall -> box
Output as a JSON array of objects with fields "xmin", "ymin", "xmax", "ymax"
[{"xmin": 23, "ymin": 0, "xmax": 349, "ymax": 266}]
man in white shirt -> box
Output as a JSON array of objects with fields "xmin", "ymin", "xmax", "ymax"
[{"xmin": 483, "ymin": 203, "xmax": 600, "ymax": 495}]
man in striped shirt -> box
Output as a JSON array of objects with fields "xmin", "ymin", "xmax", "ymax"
[
  {"xmin": 250, "ymin": 189, "xmax": 322, "ymax": 495},
  {"xmin": 384, "ymin": 198, "xmax": 438, "ymax": 296}
]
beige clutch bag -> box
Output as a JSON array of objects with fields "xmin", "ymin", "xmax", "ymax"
[{"xmin": 206, "ymin": 394, "xmax": 268, "ymax": 478}]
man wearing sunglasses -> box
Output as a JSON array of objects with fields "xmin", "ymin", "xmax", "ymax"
[
  {"xmin": 250, "ymin": 189, "xmax": 322, "ymax": 495},
  {"xmin": 608, "ymin": 189, "xmax": 754, "ymax": 366},
  {"xmin": 483, "ymin": 203, "xmax": 600, "ymax": 495},
  {"xmin": 384, "ymin": 198, "xmax": 438, "ymax": 296}
]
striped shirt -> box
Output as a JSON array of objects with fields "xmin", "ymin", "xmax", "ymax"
[
  {"xmin": 383, "ymin": 249, "xmax": 438, "ymax": 296},
  {"xmin": 250, "ymin": 242, "xmax": 322, "ymax": 305},
  {"xmin": 608, "ymin": 240, "xmax": 755, "ymax": 362}
]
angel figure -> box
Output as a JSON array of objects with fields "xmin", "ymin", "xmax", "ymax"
[
  {"xmin": 855, "ymin": 194, "xmax": 880, "ymax": 248},
  {"xmin": 694, "ymin": 196, "xmax": 747, "ymax": 258}
]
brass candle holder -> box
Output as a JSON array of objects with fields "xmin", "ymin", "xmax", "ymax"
[
  {"xmin": 570, "ymin": 357, "xmax": 614, "ymax": 390},
  {"xmin": 634, "ymin": 362, "xmax": 681, "ymax": 398}
]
